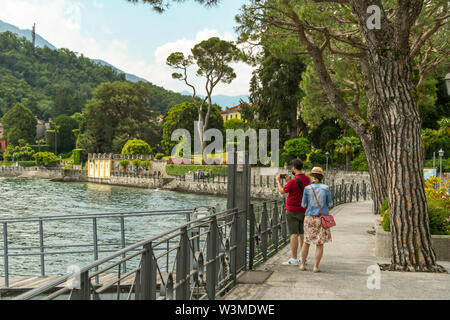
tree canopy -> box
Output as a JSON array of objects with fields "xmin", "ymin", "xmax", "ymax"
[
  {"xmin": 167, "ymin": 37, "xmax": 241, "ymax": 151},
  {"xmin": 162, "ymin": 101, "xmax": 223, "ymax": 155},
  {"xmin": 79, "ymin": 81, "xmax": 159, "ymax": 153},
  {"xmin": 2, "ymin": 103, "xmax": 37, "ymax": 145},
  {"xmin": 121, "ymin": 138, "xmax": 153, "ymax": 155}
]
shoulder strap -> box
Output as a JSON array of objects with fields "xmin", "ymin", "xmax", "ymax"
[
  {"xmin": 295, "ymin": 177, "xmax": 303, "ymax": 194},
  {"xmin": 310, "ymin": 186, "xmax": 324, "ymax": 216}
]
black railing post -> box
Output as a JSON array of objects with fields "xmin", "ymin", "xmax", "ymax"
[
  {"xmin": 176, "ymin": 227, "xmax": 190, "ymax": 300},
  {"xmin": 261, "ymin": 202, "xmax": 268, "ymax": 261},
  {"xmin": 248, "ymin": 205, "xmax": 255, "ymax": 270},
  {"xmin": 272, "ymin": 201, "xmax": 279, "ymax": 253},
  {"xmin": 281, "ymin": 200, "xmax": 287, "ymax": 242},
  {"xmin": 230, "ymin": 208, "xmax": 238, "ymax": 279},
  {"xmin": 206, "ymin": 216, "xmax": 218, "ymax": 300},
  {"xmin": 362, "ymin": 180, "xmax": 367, "ymax": 200},
  {"xmin": 70, "ymin": 271, "xmax": 90, "ymax": 300},
  {"xmin": 140, "ymin": 242, "xmax": 157, "ymax": 300},
  {"xmin": 350, "ymin": 180, "xmax": 354, "ymax": 202},
  {"xmin": 356, "ymin": 183, "xmax": 360, "ymax": 202}
]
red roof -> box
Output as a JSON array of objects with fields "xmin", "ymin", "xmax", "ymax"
[{"xmin": 221, "ymin": 104, "xmax": 241, "ymax": 114}]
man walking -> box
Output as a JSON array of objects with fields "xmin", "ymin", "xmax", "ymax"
[{"xmin": 276, "ymin": 159, "xmax": 311, "ymax": 265}]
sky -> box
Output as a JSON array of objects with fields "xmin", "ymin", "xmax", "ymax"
[{"xmin": 0, "ymin": 0, "xmax": 253, "ymax": 96}]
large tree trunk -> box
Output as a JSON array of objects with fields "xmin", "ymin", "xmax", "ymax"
[
  {"xmin": 371, "ymin": 54, "xmax": 444, "ymax": 272},
  {"xmin": 284, "ymin": 0, "xmax": 445, "ymax": 272}
]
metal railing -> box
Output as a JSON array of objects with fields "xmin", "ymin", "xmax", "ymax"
[
  {"xmin": 13, "ymin": 205, "xmax": 254, "ymax": 300},
  {"xmin": 110, "ymin": 171, "xmax": 162, "ymax": 179},
  {"xmin": 8, "ymin": 177, "xmax": 371, "ymax": 300},
  {"xmin": 0, "ymin": 209, "xmax": 193, "ymax": 289},
  {"xmin": 178, "ymin": 173, "xmax": 372, "ymax": 199}
]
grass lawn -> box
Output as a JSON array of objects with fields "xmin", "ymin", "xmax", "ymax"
[{"xmin": 166, "ymin": 164, "xmax": 228, "ymax": 176}]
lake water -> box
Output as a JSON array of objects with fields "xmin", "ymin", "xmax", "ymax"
[{"xmin": 0, "ymin": 177, "xmax": 227, "ymax": 277}]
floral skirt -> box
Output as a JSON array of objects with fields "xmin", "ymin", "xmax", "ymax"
[{"xmin": 304, "ymin": 216, "xmax": 332, "ymax": 245}]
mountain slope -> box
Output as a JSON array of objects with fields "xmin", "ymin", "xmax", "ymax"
[
  {"xmin": 0, "ymin": 20, "xmax": 56, "ymax": 50},
  {"xmin": 180, "ymin": 91, "xmax": 249, "ymax": 108},
  {"xmin": 0, "ymin": 19, "xmax": 247, "ymax": 111},
  {"xmin": 92, "ymin": 59, "xmax": 149, "ymax": 83}
]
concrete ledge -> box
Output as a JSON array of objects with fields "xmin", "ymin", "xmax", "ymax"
[{"xmin": 375, "ymin": 225, "xmax": 450, "ymax": 261}]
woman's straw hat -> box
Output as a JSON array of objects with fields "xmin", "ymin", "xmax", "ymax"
[{"xmin": 311, "ymin": 167, "xmax": 324, "ymax": 176}]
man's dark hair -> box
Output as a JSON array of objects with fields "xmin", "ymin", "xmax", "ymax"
[{"xmin": 290, "ymin": 159, "xmax": 303, "ymax": 170}]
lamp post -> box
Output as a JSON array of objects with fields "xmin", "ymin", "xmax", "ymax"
[
  {"xmin": 325, "ymin": 151, "xmax": 330, "ymax": 173},
  {"xmin": 438, "ymin": 149, "xmax": 444, "ymax": 178}
]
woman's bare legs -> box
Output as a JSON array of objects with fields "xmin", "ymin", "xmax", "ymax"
[
  {"xmin": 314, "ymin": 244, "xmax": 324, "ymax": 271},
  {"xmin": 300, "ymin": 243, "xmax": 310, "ymax": 270}
]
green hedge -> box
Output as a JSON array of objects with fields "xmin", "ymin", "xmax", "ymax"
[
  {"xmin": 28, "ymin": 145, "xmax": 50, "ymax": 153},
  {"xmin": 33, "ymin": 152, "xmax": 61, "ymax": 166},
  {"xmin": 72, "ymin": 149, "xmax": 87, "ymax": 165},
  {"xmin": 166, "ymin": 164, "xmax": 228, "ymax": 176},
  {"xmin": 18, "ymin": 161, "xmax": 37, "ymax": 167}
]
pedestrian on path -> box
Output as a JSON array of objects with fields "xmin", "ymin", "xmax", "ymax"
[
  {"xmin": 276, "ymin": 159, "xmax": 311, "ymax": 266},
  {"xmin": 300, "ymin": 167, "xmax": 333, "ymax": 272}
]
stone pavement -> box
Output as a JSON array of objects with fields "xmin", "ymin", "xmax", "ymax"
[{"xmin": 224, "ymin": 201, "xmax": 450, "ymax": 300}]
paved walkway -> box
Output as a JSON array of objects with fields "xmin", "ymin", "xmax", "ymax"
[{"xmin": 225, "ymin": 201, "xmax": 450, "ymax": 300}]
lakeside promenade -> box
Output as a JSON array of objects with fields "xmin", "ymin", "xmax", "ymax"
[{"xmin": 225, "ymin": 201, "xmax": 450, "ymax": 300}]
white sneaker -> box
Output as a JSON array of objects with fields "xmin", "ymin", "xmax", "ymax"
[{"xmin": 282, "ymin": 258, "xmax": 299, "ymax": 266}]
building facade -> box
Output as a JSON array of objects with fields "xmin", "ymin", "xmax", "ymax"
[{"xmin": 221, "ymin": 105, "xmax": 242, "ymax": 122}]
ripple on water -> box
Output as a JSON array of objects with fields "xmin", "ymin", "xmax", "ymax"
[{"xmin": 0, "ymin": 177, "xmax": 227, "ymax": 276}]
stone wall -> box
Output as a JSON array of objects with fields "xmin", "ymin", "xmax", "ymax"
[
  {"xmin": 375, "ymin": 224, "xmax": 450, "ymax": 261},
  {"xmin": 0, "ymin": 166, "xmax": 65, "ymax": 180},
  {"xmin": 163, "ymin": 178, "xmax": 283, "ymax": 200},
  {"xmin": 87, "ymin": 175, "xmax": 165, "ymax": 189}
]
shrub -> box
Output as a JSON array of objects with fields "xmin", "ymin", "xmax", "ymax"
[
  {"xmin": 72, "ymin": 149, "xmax": 87, "ymax": 165},
  {"xmin": 121, "ymin": 138, "xmax": 153, "ymax": 155},
  {"xmin": 132, "ymin": 159, "xmax": 141, "ymax": 168},
  {"xmin": 380, "ymin": 198, "xmax": 450, "ymax": 235},
  {"xmin": 284, "ymin": 137, "xmax": 311, "ymax": 160},
  {"xmin": 309, "ymin": 152, "xmax": 327, "ymax": 166},
  {"xmin": 303, "ymin": 161, "xmax": 313, "ymax": 170},
  {"xmin": 155, "ymin": 153, "xmax": 164, "ymax": 160},
  {"xmin": 380, "ymin": 198, "xmax": 390, "ymax": 232},
  {"xmin": 58, "ymin": 151, "xmax": 73, "ymax": 159},
  {"xmin": 119, "ymin": 159, "xmax": 129, "ymax": 169},
  {"xmin": 428, "ymin": 200, "xmax": 450, "ymax": 235},
  {"xmin": 12, "ymin": 145, "xmax": 35, "ymax": 161},
  {"xmin": 28, "ymin": 144, "xmax": 50, "ymax": 153},
  {"xmin": 425, "ymin": 157, "xmax": 450, "ymax": 171},
  {"xmin": 279, "ymin": 151, "xmax": 294, "ymax": 168},
  {"xmin": 351, "ymin": 152, "xmax": 369, "ymax": 171},
  {"xmin": 18, "ymin": 161, "xmax": 37, "ymax": 167},
  {"xmin": 141, "ymin": 160, "xmax": 152, "ymax": 169},
  {"xmin": 33, "ymin": 152, "xmax": 61, "ymax": 166},
  {"xmin": 424, "ymin": 177, "xmax": 450, "ymax": 200}
]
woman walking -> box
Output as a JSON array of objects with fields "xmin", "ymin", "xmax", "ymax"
[{"xmin": 300, "ymin": 167, "xmax": 333, "ymax": 272}]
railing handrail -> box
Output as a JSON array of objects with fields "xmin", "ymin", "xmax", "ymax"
[{"xmin": 0, "ymin": 209, "xmax": 192, "ymax": 223}]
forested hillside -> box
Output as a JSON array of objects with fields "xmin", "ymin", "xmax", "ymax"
[{"xmin": 0, "ymin": 31, "xmax": 195, "ymax": 120}]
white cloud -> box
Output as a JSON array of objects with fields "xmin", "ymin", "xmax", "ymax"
[
  {"xmin": 93, "ymin": 1, "xmax": 104, "ymax": 9},
  {"xmin": 150, "ymin": 29, "xmax": 253, "ymax": 96},
  {"xmin": 0, "ymin": 0, "xmax": 252, "ymax": 96},
  {"xmin": 102, "ymin": 25, "xmax": 112, "ymax": 35}
]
